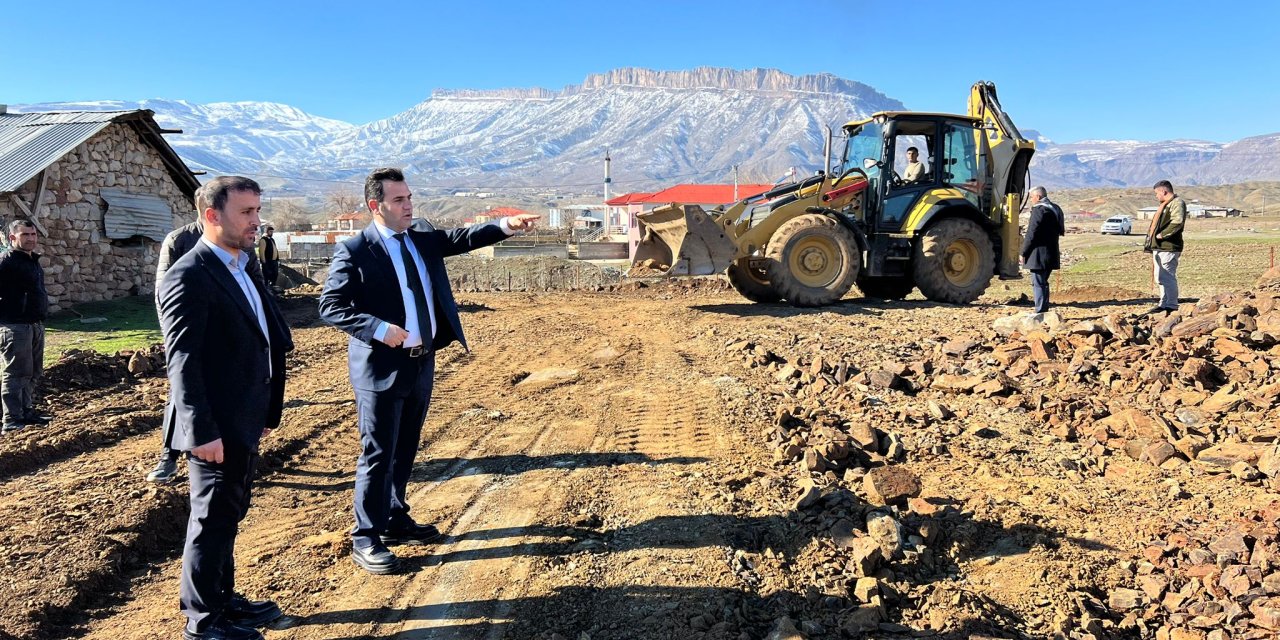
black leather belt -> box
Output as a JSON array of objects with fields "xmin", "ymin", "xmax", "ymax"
[{"xmin": 407, "ymin": 345, "xmax": 426, "ymax": 358}]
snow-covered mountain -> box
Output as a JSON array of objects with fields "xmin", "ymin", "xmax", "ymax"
[
  {"xmin": 14, "ymin": 69, "xmax": 1279, "ymax": 192},
  {"xmin": 11, "ymin": 99, "xmax": 357, "ymax": 175}
]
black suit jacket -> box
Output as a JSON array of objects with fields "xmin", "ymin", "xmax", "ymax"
[
  {"xmin": 318, "ymin": 222, "xmax": 509, "ymax": 392},
  {"xmin": 158, "ymin": 241, "xmax": 291, "ymax": 452},
  {"xmin": 1020, "ymin": 201, "xmax": 1063, "ymax": 271}
]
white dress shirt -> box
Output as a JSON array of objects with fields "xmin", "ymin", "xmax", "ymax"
[
  {"xmin": 371, "ymin": 219, "xmax": 518, "ymax": 349},
  {"xmin": 371, "ymin": 222, "xmax": 435, "ymax": 348},
  {"xmin": 201, "ymin": 238, "xmax": 271, "ymax": 374}
]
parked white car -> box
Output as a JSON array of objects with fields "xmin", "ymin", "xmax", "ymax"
[{"xmin": 1100, "ymin": 216, "xmax": 1133, "ymax": 235}]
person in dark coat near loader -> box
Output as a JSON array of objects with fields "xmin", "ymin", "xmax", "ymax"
[
  {"xmin": 158, "ymin": 176, "xmax": 292, "ymax": 640},
  {"xmin": 1020, "ymin": 186, "xmax": 1065, "ymax": 313}
]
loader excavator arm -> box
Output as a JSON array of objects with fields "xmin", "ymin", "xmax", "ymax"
[{"xmin": 969, "ymin": 81, "xmax": 1036, "ymax": 279}]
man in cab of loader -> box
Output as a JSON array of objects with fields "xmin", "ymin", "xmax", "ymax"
[{"xmin": 903, "ymin": 146, "xmax": 928, "ymax": 184}]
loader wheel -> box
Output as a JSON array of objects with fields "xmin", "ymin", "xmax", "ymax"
[
  {"xmin": 765, "ymin": 214, "xmax": 860, "ymax": 307},
  {"xmin": 913, "ymin": 218, "xmax": 995, "ymax": 304},
  {"xmin": 857, "ymin": 276, "xmax": 914, "ymax": 300},
  {"xmin": 727, "ymin": 258, "xmax": 782, "ymax": 303}
]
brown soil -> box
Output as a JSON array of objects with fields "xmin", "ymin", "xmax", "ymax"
[{"xmin": 0, "ymin": 286, "xmax": 1274, "ymax": 640}]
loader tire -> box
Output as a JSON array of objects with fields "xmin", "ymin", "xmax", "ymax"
[
  {"xmin": 765, "ymin": 214, "xmax": 860, "ymax": 307},
  {"xmin": 913, "ymin": 218, "xmax": 995, "ymax": 304},
  {"xmin": 857, "ymin": 276, "xmax": 914, "ymax": 300},
  {"xmin": 727, "ymin": 258, "xmax": 782, "ymax": 303}
]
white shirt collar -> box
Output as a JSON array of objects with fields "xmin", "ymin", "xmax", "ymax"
[
  {"xmin": 201, "ymin": 237, "xmax": 248, "ymax": 270},
  {"xmin": 373, "ymin": 221, "xmax": 407, "ymax": 240}
]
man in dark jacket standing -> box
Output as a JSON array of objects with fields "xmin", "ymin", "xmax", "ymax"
[
  {"xmin": 159, "ymin": 176, "xmax": 291, "ymax": 640},
  {"xmin": 0, "ymin": 219, "xmax": 50, "ymax": 434},
  {"xmin": 257, "ymin": 224, "xmax": 279, "ymax": 287},
  {"xmin": 1144, "ymin": 180, "xmax": 1186, "ymax": 314},
  {"xmin": 146, "ymin": 216, "xmax": 274, "ymax": 483},
  {"xmin": 1020, "ymin": 186, "xmax": 1064, "ymax": 314},
  {"xmin": 319, "ymin": 168, "xmax": 538, "ymax": 574}
]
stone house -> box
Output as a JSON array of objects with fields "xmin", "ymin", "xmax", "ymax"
[{"xmin": 0, "ymin": 107, "xmax": 200, "ymax": 310}]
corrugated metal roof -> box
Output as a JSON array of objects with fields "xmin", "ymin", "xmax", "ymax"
[
  {"xmin": 0, "ymin": 115, "xmax": 116, "ymax": 192},
  {"xmin": 0, "ymin": 110, "xmax": 198, "ymax": 197},
  {"xmin": 100, "ymin": 188, "xmax": 176, "ymax": 242}
]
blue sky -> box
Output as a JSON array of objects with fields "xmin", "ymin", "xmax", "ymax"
[{"xmin": 4, "ymin": 0, "xmax": 1276, "ymax": 142}]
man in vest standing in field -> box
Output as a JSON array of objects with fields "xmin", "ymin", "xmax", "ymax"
[{"xmin": 1144, "ymin": 180, "xmax": 1186, "ymax": 314}]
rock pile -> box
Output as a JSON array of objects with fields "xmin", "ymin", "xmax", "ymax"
[
  {"xmin": 1120, "ymin": 502, "xmax": 1280, "ymax": 638},
  {"xmin": 715, "ymin": 278, "xmax": 1280, "ymax": 637},
  {"xmin": 984, "ymin": 289, "xmax": 1280, "ymax": 488},
  {"xmin": 43, "ymin": 345, "xmax": 166, "ymax": 390}
]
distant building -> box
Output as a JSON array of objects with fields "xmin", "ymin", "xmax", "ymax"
[
  {"xmin": 547, "ymin": 203, "xmax": 606, "ymax": 231},
  {"xmin": 1135, "ymin": 203, "xmax": 1242, "ymax": 219},
  {"xmin": 326, "ymin": 211, "xmax": 368, "ymax": 230},
  {"xmin": 617, "ymin": 183, "xmax": 774, "ymax": 259},
  {"xmin": 472, "ymin": 206, "xmax": 529, "ymax": 226}
]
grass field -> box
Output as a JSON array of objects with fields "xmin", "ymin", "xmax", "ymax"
[
  {"xmin": 1043, "ymin": 213, "xmax": 1280, "ymax": 299},
  {"xmin": 42, "ymin": 295, "xmax": 160, "ymax": 367}
]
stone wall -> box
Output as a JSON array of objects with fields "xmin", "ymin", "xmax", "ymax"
[{"xmin": 0, "ymin": 123, "xmax": 195, "ymax": 311}]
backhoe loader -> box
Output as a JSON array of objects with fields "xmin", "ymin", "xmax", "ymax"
[{"xmin": 631, "ymin": 81, "xmax": 1035, "ymax": 306}]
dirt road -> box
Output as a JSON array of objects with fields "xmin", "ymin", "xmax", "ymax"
[{"xmin": 2, "ymin": 283, "xmax": 1276, "ymax": 639}]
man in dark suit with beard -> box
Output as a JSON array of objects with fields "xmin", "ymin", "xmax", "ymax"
[
  {"xmin": 159, "ymin": 176, "xmax": 292, "ymax": 640},
  {"xmin": 319, "ymin": 168, "xmax": 537, "ymax": 574},
  {"xmin": 147, "ymin": 216, "xmax": 277, "ymax": 484}
]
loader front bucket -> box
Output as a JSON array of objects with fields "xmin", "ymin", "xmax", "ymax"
[{"xmin": 631, "ymin": 204, "xmax": 738, "ymax": 277}]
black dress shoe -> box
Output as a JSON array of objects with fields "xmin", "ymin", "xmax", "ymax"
[
  {"xmin": 381, "ymin": 522, "xmax": 442, "ymax": 546},
  {"xmin": 226, "ymin": 594, "xmax": 282, "ymax": 628},
  {"xmin": 352, "ymin": 542, "xmax": 400, "ymax": 574},
  {"xmin": 22, "ymin": 412, "xmax": 50, "ymax": 426},
  {"xmin": 182, "ymin": 617, "xmax": 264, "ymax": 640},
  {"xmin": 145, "ymin": 455, "xmax": 179, "ymax": 483}
]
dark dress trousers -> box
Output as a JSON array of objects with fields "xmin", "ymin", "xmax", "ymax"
[
  {"xmin": 1020, "ymin": 199, "xmax": 1064, "ymax": 313},
  {"xmin": 318, "ymin": 222, "xmax": 508, "ymax": 547},
  {"xmin": 158, "ymin": 241, "xmax": 291, "ymax": 632}
]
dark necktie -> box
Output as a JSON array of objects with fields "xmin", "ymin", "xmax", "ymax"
[{"xmin": 393, "ymin": 232, "xmax": 431, "ymax": 340}]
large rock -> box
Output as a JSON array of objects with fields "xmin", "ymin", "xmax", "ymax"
[
  {"xmin": 516, "ymin": 368, "xmax": 580, "ymax": 389},
  {"xmin": 1094, "ymin": 408, "xmax": 1166, "ymax": 441},
  {"xmin": 993, "ymin": 311, "xmax": 1063, "ymax": 337},
  {"xmin": 1197, "ymin": 442, "xmax": 1268, "ymax": 469},
  {"xmin": 1256, "ymin": 266, "xmax": 1280, "ymax": 289},
  {"xmin": 863, "ymin": 466, "xmax": 922, "ymax": 506},
  {"xmin": 764, "ymin": 617, "xmax": 807, "ymax": 640},
  {"xmin": 866, "ymin": 510, "xmax": 903, "ymax": 559}
]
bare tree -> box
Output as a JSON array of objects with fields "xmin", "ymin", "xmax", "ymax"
[
  {"xmin": 270, "ymin": 200, "xmax": 316, "ymax": 231},
  {"xmin": 326, "ymin": 191, "xmax": 364, "ymax": 217}
]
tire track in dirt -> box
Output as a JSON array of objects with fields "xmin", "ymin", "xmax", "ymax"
[
  {"xmin": 339, "ymin": 300, "xmax": 743, "ymax": 639},
  {"xmin": 73, "ymin": 297, "xmax": 611, "ymax": 640},
  {"xmin": 65, "ymin": 292, "xmax": 760, "ymax": 640},
  {"xmin": 279, "ymin": 300, "xmax": 614, "ymax": 639}
]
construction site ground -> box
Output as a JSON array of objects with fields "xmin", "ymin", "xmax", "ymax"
[{"xmin": 3, "ymin": 268, "xmax": 1280, "ymax": 639}]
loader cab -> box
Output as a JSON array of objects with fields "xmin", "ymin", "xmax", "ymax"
[{"xmin": 880, "ymin": 118, "xmax": 941, "ymax": 232}]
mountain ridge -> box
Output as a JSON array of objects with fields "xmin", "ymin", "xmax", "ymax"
[{"xmin": 12, "ymin": 67, "xmax": 1279, "ymax": 191}]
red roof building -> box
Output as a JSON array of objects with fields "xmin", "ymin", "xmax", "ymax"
[
  {"xmin": 327, "ymin": 211, "xmax": 370, "ymax": 231},
  {"xmin": 605, "ymin": 192, "xmax": 654, "ymax": 207},
  {"xmin": 640, "ymin": 184, "xmax": 774, "ymax": 206},
  {"xmin": 482, "ymin": 206, "xmax": 531, "ymax": 217}
]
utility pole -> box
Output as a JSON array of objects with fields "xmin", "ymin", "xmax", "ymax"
[
  {"xmin": 733, "ymin": 164, "xmax": 739, "ymax": 201},
  {"xmin": 603, "ymin": 148, "xmax": 612, "ymax": 204}
]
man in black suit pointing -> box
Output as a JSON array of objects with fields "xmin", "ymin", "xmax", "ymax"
[
  {"xmin": 319, "ymin": 168, "xmax": 537, "ymax": 574},
  {"xmin": 159, "ymin": 176, "xmax": 292, "ymax": 640}
]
